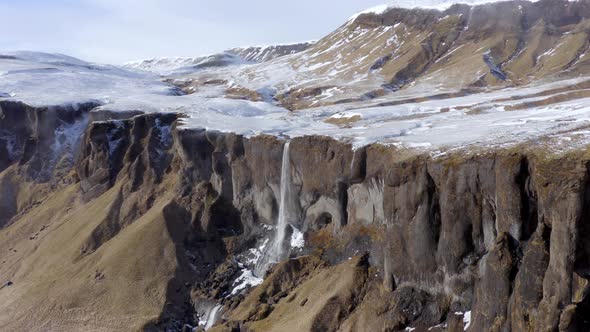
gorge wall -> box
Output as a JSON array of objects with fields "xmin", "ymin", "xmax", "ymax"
[{"xmin": 1, "ymin": 100, "xmax": 590, "ymax": 331}]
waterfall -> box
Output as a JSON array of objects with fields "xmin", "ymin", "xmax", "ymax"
[
  {"xmin": 254, "ymin": 141, "xmax": 292, "ymax": 276},
  {"xmin": 350, "ymin": 149, "xmax": 356, "ymax": 176},
  {"xmin": 203, "ymin": 304, "xmax": 222, "ymax": 330},
  {"xmin": 272, "ymin": 140, "xmax": 292, "ymax": 263}
]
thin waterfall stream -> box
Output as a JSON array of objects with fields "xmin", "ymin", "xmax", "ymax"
[{"xmin": 254, "ymin": 141, "xmax": 292, "ymax": 277}]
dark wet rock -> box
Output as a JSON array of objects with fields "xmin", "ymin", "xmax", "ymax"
[{"xmin": 483, "ymin": 51, "xmax": 507, "ymax": 81}]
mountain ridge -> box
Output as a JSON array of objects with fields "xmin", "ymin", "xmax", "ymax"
[
  {"xmin": 169, "ymin": 0, "xmax": 590, "ymax": 110},
  {"xmin": 123, "ymin": 41, "xmax": 314, "ymax": 75}
]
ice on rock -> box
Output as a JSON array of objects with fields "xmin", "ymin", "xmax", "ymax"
[
  {"xmin": 246, "ymin": 238, "xmax": 270, "ymax": 265},
  {"xmin": 105, "ymin": 121, "xmax": 125, "ymax": 158},
  {"xmin": 463, "ymin": 311, "xmax": 472, "ymax": 330},
  {"xmin": 455, "ymin": 311, "xmax": 472, "ymax": 331},
  {"xmin": 154, "ymin": 118, "xmax": 173, "ymax": 147},
  {"xmin": 328, "ymin": 111, "xmax": 362, "ymax": 120},
  {"xmin": 49, "ymin": 115, "xmax": 89, "ymax": 167},
  {"xmin": 290, "ymin": 225, "xmax": 305, "ymax": 249},
  {"xmin": 230, "ymin": 268, "xmax": 263, "ymax": 295}
]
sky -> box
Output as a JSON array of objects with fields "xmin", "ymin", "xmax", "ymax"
[{"xmin": 0, "ymin": 0, "xmax": 389, "ymax": 64}]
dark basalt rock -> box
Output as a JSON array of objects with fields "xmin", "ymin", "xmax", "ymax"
[
  {"xmin": 0, "ymin": 100, "xmax": 97, "ymax": 182},
  {"xmin": 3, "ymin": 104, "xmax": 590, "ymax": 330},
  {"xmin": 484, "ymin": 51, "xmax": 508, "ymax": 81}
]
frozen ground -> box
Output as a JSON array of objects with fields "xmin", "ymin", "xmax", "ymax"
[
  {"xmin": 2, "ymin": 51, "xmax": 590, "ymax": 153},
  {"xmin": 124, "ymin": 52, "xmax": 250, "ymax": 76},
  {"xmin": 0, "ymin": 51, "xmax": 175, "ymax": 107}
]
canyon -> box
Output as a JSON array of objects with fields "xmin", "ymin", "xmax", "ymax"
[{"xmin": 2, "ymin": 0, "xmax": 590, "ymax": 331}]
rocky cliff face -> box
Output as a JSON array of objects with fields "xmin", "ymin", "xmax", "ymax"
[{"xmin": 2, "ymin": 98, "xmax": 590, "ymax": 331}]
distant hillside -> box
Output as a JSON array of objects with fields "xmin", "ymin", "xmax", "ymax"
[
  {"xmin": 227, "ymin": 42, "xmax": 313, "ymax": 62},
  {"xmin": 172, "ymin": 0, "xmax": 590, "ymax": 109},
  {"xmin": 123, "ymin": 42, "xmax": 312, "ymax": 75}
]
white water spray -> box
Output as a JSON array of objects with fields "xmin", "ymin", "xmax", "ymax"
[
  {"xmin": 350, "ymin": 149, "xmax": 357, "ymax": 176},
  {"xmin": 203, "ymin": 305, "xmax": 222, "ymax": 330},
  {"xmin": 254, "ymin": 141, "xmax": 292, "ymax": 276},
  {"xmin": 272, "ymin": 140, "xmax": 292, "ymax": 261}
]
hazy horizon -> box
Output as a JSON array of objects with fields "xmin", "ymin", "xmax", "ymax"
[{"xmin": 0, "ymin": 0, "xmax": 389, "ymax": 64}]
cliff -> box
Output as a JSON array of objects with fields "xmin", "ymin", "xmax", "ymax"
[{"xmin": 1, "ymin": 100, "xmax": 589, "ymax": 331}]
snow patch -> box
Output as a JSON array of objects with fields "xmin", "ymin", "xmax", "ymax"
[
  {"xmin": 455, "ymin": 311, "xmax": 472, "ymax": 330},
  {"xmin": 124, "ymin": 52, "xmax": 250, "ymax": 75},
  {"xmin": 230, "ymin": 268, "xmax": 263, "ymax": 295},
  {"xmin": 463, "ymin": 311, "xmax": 472, "ymax": 330},
  {"xmin": 428, "ymin": 322, "xmax": 448, "ymax": 330},
  {"xmin": 349, "ymin": 4, "xmax": 391, "ymax": 21},
  {"xmin": 290, "ymin": 225, "xmax": 305, "ymax": 249},
  {"xmin": 246, "ymin": 238, "xmax": 270, "ymax": 265},
  {"xmin": 329, "ymin": 111, "xmax": 362, "ymax": 120},
  {"xmin": 349, "ymin": 0, "xmax": 544, "ymax": 22},
  {"xmin": 5, "ymin": 52, "xmax": 590, "ymax": 154}
]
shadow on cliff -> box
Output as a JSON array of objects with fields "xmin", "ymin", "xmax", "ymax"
[
  {"xmin": 570, "ymin": 161, "xmax": 590, "ymax": 330},
  {"xmin": 142, "ymin": 193, "xmax": 243, "ymax": 331}
]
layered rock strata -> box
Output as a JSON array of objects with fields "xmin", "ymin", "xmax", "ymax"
[{"xmin": 1, "ymin": 100, "xmax": 590, "ymax": 331}]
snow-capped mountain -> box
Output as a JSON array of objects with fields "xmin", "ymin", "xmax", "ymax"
[
  {"xmin": 124, "ymin": 42, "xmax": 313, "ymax": 75},
  {"xmin": 349, "ymin": 0, "xmax": 542, "ymax": 16},
  {"xmin": 0, "ymin": 50, "xmax": 174, "ymax": 107},
  {"xmin": 227, "ymin": 42, "xmax": 314, "ymax": 63},
  {"xmin": 123, "ymin": 52, "xmax": 249, "ymax": 75},
  {"xmin": 170, "ymin": 0, "xmax": 590, "ymax": 110},
  {"xmin": 0, "ymin": 51, "xmax": 92, "ymax": 67}
]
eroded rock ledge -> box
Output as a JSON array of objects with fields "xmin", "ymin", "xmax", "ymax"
[{"xmin": 1, "ymin": 100, "xmax": 590, "ymax": 331}]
